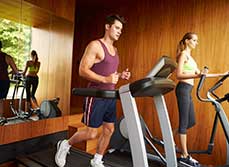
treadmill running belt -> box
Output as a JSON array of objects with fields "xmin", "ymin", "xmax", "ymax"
[
  {"xmin": 16, "ymin": 147, "xmax": 225, "ymax": 167},
  {"xmin": 16, "ymin": 147, "xmax": 164, "ymax": 167},
  {"xmin": 27, "ymin": 148, "xmax": 94, "ymax": 167}
]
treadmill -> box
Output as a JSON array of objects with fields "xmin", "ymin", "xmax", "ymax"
[
  {"xmin": 16, "ymin": 56, "xmax": 211, "ymax": 167},
  {"xmin": 71, "ymin": 55, "xmax": 177, "ymax": 167}
]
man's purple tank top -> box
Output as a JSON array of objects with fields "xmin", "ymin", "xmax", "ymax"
[
  {"xmin": 0, "ymin": 52, "xmax": 9, "ymax": 80},
  {"xmin": 88, "ymin": 40, "xmax": 119, "ymax": 90}
]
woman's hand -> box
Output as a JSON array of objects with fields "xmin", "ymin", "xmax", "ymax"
[{"xmin": 200, "ymin": 67, "xmax": 209, "ymax": 76}]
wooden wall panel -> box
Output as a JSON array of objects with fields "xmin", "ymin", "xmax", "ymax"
[
  {"xmin": 24, "ymin": 0, "xmax": 75, "ymax": 22},
  {"xmin": 31, "ymin": 16, "xmax": 74, "ymax": 115},
  {"xmin": 0, "ymin": 114, "xmax": 82, "ymax": 145},
  {"xmin": 71, "ymin": 0, "xmax": 229, "ymax": 165}
]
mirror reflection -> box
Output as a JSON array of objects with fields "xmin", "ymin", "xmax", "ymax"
[{"xmin": 0, "ymin": 0, "xmax": 74, "ymax": 125}]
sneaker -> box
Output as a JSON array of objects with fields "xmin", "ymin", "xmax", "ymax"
[
  {"xmin": 188, "ymin": 155, "xmax": 199, "ymax": 164},
  {"xmin": 55, "ymin": 140, "xmax": 70, "ymax": 167},
  {"xmin": 178, "ymin": 155, "xmax": 199, "ymax": 167},
  {"xmin": 90, "ymin": 159, "xmax": 105, "ymax": 167}
]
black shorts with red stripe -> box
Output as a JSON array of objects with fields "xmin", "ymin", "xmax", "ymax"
[{"xmin": 81, "ymin": 97, "xmax": 116, "ymax": 128}]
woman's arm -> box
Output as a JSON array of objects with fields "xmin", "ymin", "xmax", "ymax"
[
  {"xmin": 22, "ymin": 61, "xmax": 29, "ymax": 76},
  {"xmin": 36, "ymin": 62, "xmax": 41, "ymax": 74},
  {"xmin": 206, "ymin": 72, "xmax": 229, "ymax": 78}
]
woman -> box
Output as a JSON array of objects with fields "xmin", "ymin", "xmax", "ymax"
[
  {"xmin": 175, "ymin": 32, "xmax": 227, "ymax": 166},
  {"xmin": 23, "ymin": 50, "xmax": 40, "ymax": 111}
]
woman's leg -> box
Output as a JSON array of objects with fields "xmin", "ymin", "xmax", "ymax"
[
  {"xmin": 176, "ymin": 83, "xmax": 192, "ymax": 157},
  {"xmin": 25, "ymin": 77, "xmax": 32, "ymax": 111},
  {"xmin": 180, "ymin": 134, "xmax": 188, "ymax": 157},
  {"xmin": 31, "ymin": 77, "xmax": 39, "ymax": 107}
]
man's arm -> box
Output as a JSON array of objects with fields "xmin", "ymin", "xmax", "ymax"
[
  {"xmin": 5, "ymin": 55, "xmax": 18, "ymax": 74},
  {"xmin": 79, "ymin": 41, "xmax": 119, "ymax": 84}
]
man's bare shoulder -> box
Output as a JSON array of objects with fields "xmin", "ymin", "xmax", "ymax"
[
  {"xmin": 4, "ymin": 53, "xmax": 13, "ymax": 60},
  {"xmin": 84, "ymin": 40, "xmax": 103, "ymax": 57},
  {"xmin": 87, "ymin": 40, "xmax": 101, "ymax": 49}
]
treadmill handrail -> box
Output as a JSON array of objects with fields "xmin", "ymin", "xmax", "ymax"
[
  {"xmin": 145, "ymin": 55, "xmax": 177, "ymax": 79},
  {"xmin": 72, "ymin": 88, "xmax": 119, "ymax": 99}
]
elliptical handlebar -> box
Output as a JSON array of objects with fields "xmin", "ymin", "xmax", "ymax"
[
  {"xmin": 197, "ymin": 68, "xmax": 229, "ymax": 103},
  {"xmin": 196, "ymin": 66, "xmax": 209, "ymax": 102},
  {"xmin": 196, "ymin": 74, "xmax": 208, "ymax": 102},
  {"xmin": 10, "ymin": 72, "xmax": 25, "ymax": 83},
  {"xmin": 209, "ymin": 73, "xmax": 229, "ymax": 93}
]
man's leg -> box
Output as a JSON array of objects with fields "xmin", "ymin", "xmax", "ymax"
[
  {"xmin": 55, "ymin": 127, "xmax": 98, "ymax": 167},
  {"xmin": 89, "ymin": 122, "xmax": 114, "ymax": 167},
  {"xmin": 69, "ymin": 127, "xmax": 98, "ymax": 145},
  {"xmin": 0, "ymin": 99, "xmax": 3, "ymax": 117},
  {"xmin": 96, "ymin": 122, "xmax": 114, "ymax": 155}
]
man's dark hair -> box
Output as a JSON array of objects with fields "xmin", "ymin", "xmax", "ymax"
[
  {"xmin": 105, "ymin": 14, "xmax": 126, "ymax": 26},
  {"xmin": 0, "ymin": 41, "xmax": 2, "ymax": 49}
]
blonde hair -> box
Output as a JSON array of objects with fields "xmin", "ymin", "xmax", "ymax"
[{"xmin": 176, "ymin": 32, "xmax": 197, "ymax": 62}]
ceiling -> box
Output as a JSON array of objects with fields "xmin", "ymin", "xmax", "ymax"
[
  {"xmin": 0, "ymin": 0, "xmax": 51, "ymax": 26},
  {"xmin": 75, "ymin": 0, "xmax": 130, "ymax": 9},
  {"xmin": 0, "ymin": 0, "xmax": 130, "ymax": 26}
]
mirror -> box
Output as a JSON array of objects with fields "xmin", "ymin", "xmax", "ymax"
[{"xmin": 0, "ymin": 0, "xmax": 75, "ymax": 125}]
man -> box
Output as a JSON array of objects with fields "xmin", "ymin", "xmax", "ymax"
[
  {"xmin": 0, "ymin": 40, "xmax": 18, "ymax": 117},
  {"xmin": 55, "ymin": 14, "xmax": 131, "ymax": 167}
]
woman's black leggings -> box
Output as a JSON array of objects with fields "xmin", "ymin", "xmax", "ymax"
[
  {"xmin": 175, "ymin": 82, "xmax": 196, "ymax": 134},
  {"xmin": 25, "ymin": 76, "xmax": 39, "ymax": 102}
]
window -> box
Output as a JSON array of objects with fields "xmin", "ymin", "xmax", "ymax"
[{"xmin": 0, "ymin": 18, "xmax": 31, "ymax": 99}]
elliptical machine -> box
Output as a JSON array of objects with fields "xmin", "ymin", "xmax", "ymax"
[
  {"xmin": 194, "ymin": 69, "xmax": 229, "ymax": 165},
  {"xmin": 110, "ymin": 66, "xmax": 229, "ymax": 166},
  {"xmin": 0, "ymin": 73, "xmax": 31, "ymax": 125},
  {"xmin": 0, "ymin": 73, "xmax": 62, "ymax": 125}
]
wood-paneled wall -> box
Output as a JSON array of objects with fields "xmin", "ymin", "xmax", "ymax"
[
  {"xmin": 24, "ymin": 0, "xmax": 75, "ymax": 22},
  {"xmin": 71, "ymin": 0, "xmax": 229, "ymax": 165},
  {"xmin": 31, "ymin": 16, "xmax": 74, "ymax": 115},
  {"xmin": 0, "ymin": 114, "xmax": 82, "ymax": 145},
  {"xmin": 26, "ymin": 0, "xmax": 75, "ymax": 115}
]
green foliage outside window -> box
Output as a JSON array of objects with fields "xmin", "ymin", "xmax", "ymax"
[{"xmin": 0, "ymin": 18, "xmax": 31, "ymax": 70}]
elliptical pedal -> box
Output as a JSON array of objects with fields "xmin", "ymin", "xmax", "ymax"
[{"xmin": 0, "ymin": 117, "xmax": 7, "ymax": 125}]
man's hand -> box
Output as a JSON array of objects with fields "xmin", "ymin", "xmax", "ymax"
[
  {"xmin": 120, "ymin": 68, "xmax": 131, "ymax": 80},
  {"xmin": 105, "ymin": 72, "xmax": 120, "ymax": 84}
]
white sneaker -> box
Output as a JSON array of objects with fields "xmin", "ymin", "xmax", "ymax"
[
  {"xmin": 55, "ymin": 140, "xmax": 70, "ymax": 167},
  {"xmin": 189, "ymin": 155, "xmax": 199, "ymax": 164},
  {"xmin": 90, "ymin": 159, "xmax": 105, "ymax": 167}
]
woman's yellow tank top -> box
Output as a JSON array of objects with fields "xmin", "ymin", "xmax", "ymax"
[
  {"xmin": 183, "ymin": 57, "xmax": 197, "ymax": 73},
  {"xmin": 28, "ymin": 65, "xmax": 39, "ymax": 73}
]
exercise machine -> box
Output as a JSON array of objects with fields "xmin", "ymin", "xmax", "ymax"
[
  {"xmin": 0, "ymin": 73, "xmax": 62, "ymax": 125},
  {"xmin": 111, "ymin": 67, "xmax": 229, "ymax": 166},
  {"xmin": 194, "ymin": 71, "xmax": 229, "ymax": 165},
  {"xmin": 39, "ymin": 97, "xmax": 62, "ymax": 119},
  {"xmin": 72, "ymin": 56, "xmax": 187, "ymax": 167},
  {"xmin": 0, "ymin": 73, "xmax": 30, "ymax": 125}
]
